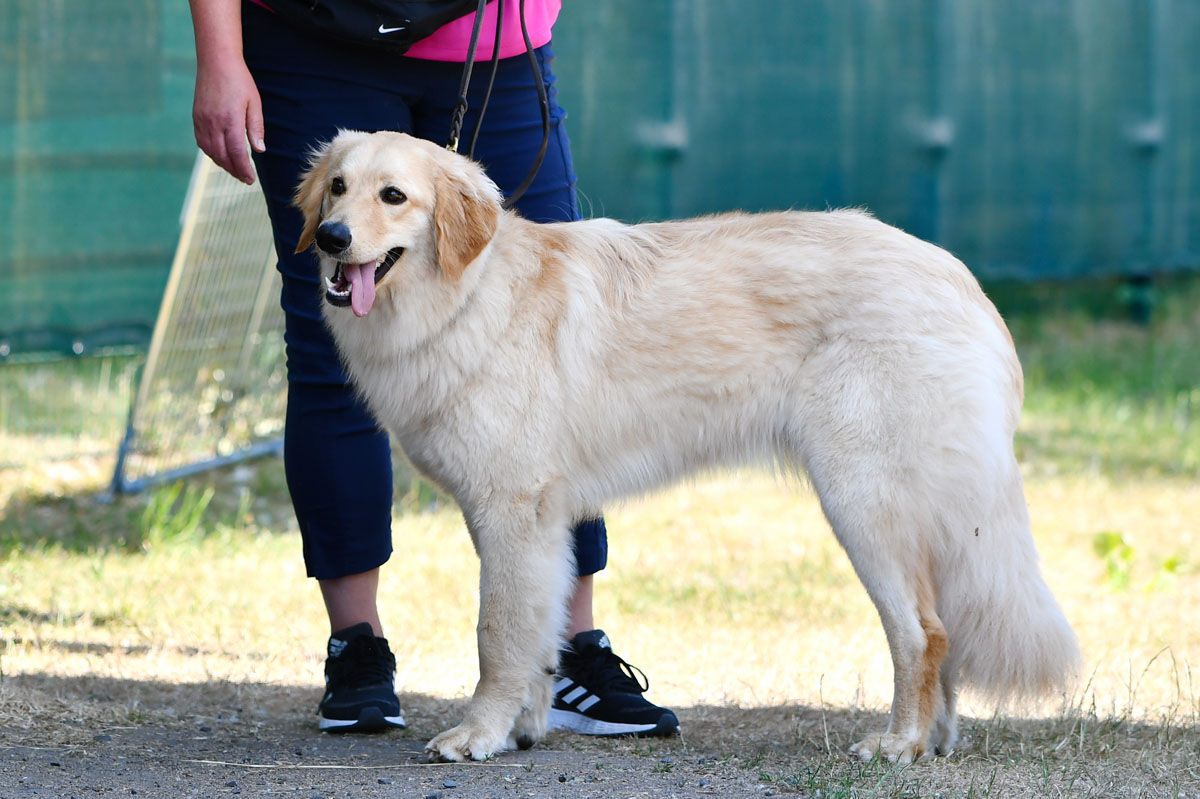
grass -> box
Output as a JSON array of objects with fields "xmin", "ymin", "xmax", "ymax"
[
  {"xmin": 1002, "ymin": 274, "xmax": 1200, "ymax": 480},
  {"xmin": 2, "ymin": 274, "xmax": 1199, "ymax": 796},
  {"xmin": 0, "ymin": 354, "xmax": 140, "ymax": 478}
]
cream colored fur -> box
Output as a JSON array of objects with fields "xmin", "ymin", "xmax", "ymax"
[{"xmin": 294, "ymin": 130, "xmax": 1080, "ymax": 763}]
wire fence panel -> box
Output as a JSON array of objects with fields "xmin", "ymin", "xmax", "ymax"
[
  {"xmin": 112, "ymin": 154, "xmax": 286, "ymax": 493},
  {"xmin": 0, "ymin": 353, "xmax": 140, "ymax": 480}
]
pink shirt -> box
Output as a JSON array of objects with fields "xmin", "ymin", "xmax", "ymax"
[
  {"xmin": 249, "ymin": 0, "xmax": 560, "ymax": 62},
  {"xmin": 407, "ymin": 0, "xmax": 560, "ymax": 61}
]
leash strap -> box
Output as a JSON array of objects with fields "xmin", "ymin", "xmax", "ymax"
[
  {"xmin": 445, "ymin": 0, "xmax": 550, "ymax": 211},
  {"xmin": 445, "ymin": 0, "xmax": 489, "ymax": 154},
  {"xmin": 500, "ymin": 0, "xmax": 549, "ymax": 210},
  {"xmin": 468, "ymin": 0, "xmax": 504, "ymax": 159}
]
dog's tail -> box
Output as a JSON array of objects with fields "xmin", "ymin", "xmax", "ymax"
[{"xmin": 935, "ymin": 465, "xmax": 1081, "ymax": 703}]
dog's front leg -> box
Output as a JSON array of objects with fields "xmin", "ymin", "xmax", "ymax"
[{"xmin": 425, "ymin": 497, "xmax": 573, "ymax": 762}]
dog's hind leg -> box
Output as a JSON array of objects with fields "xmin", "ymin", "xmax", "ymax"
[
  {"xmin": 931, "ymin": 660, "xmax": 960, "ymax": 754},
  {"xmin": 845, "ymin": 557, "xmax": 948, "ymax": 763},
  {"xmin": 807, "ymin": 468, "xmax": 949, "ymax": 763},
  {"xmin": 425, "ymin": 491, "xmax": 574, "ymax": 762}
]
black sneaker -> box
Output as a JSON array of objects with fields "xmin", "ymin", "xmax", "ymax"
[
  {"xmin": 317, "ymin": 622, "xmax": 406, "ymax": 733},
  {"xmin": 547, "ymin": 630, "xmax": 680, "ymax": 737}
]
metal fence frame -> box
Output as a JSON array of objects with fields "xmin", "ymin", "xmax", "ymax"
[{"xmin": 109, "ymin": 153, "xmax": 285, "ymax": 494}]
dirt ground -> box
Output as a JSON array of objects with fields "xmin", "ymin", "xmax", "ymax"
[
  {"xmin": 0, "ymin": 725, "xmax": 779, "ymax": 799},
  {"xmin": 3, "ymin": 678, "xmax": 1196, "ymax": 799},
  {"xmin": 0, "ymin": 680, "xmax": 840, "ymax": 799},
  {"xmin": 9, "ymin": 649, "xmax": 1199, "ymax": 799}
]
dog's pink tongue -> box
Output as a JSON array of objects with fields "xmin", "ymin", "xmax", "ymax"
[{"xmin": 345, "ymin": 262, "xmax": 377, "ymax": 317}]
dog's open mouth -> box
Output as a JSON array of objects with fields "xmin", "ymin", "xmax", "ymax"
[{"xmin": 325, "ymin": 247, "xmax": 404, "ymax": 317}]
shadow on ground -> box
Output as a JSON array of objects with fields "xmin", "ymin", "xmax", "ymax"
[
  {"xmin": 0, "ymin": 673, "xmax": 846, "ymax": 798},
  {"xmin": 4, "ymin": 673, "xmax": 1197, "ymax": 798}
]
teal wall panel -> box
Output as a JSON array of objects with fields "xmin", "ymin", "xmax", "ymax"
[
  {"xmin": 552, "ymin": 0, "xmax": 1200, "ymax": 280},
  {"xmin": 0, "ymin": 0, "xmax": 196, "ymax": 356},
  {"xmin": 2, "ymin": 0, "xmax": 1198, "ymax": 357}
]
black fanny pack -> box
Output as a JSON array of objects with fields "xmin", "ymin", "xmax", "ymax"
[
  {"xmin": 265, "ymin": 0, "xmax": 496, "ymax": 53},
  {"xmin": 265, "ymin": 0, "xmax": 548, "ymax": 210}
]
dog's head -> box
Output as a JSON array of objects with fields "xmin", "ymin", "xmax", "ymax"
[{"xmin": 293, "ymin": 130, "xmax": 502, "ymax": 317}]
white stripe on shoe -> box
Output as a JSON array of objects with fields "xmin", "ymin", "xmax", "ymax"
[{"xmin": 562, "ymin": 686, "xmax": 589, "ymax": 704}]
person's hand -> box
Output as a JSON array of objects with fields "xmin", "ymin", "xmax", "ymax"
[{"xmin": 192, "ymin": 55, "xmax": 265, "ymax": 185}]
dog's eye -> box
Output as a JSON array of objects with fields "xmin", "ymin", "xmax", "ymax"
[
  {"xmin": 380, "ymin": 186, "xmax": 407, "ymax": 205},
  {"xmin": 330, "ymin": 177, "xmax": 345, "ymax": 196}
]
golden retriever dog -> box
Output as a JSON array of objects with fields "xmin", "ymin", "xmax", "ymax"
[{"xmin": 294, "ymin": 130, "xmax": 1079, "ymax": 763}]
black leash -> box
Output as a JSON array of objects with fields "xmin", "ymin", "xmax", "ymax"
[
  {"xmin": 467, "ymin": 0, "xmax": 504, "ymax": 160},
  {"xmin": 444, "ymin": 0, "xmax": 487, "ymax": 155},
  {"xmin": 445, "ymin": 0, "xmax": 549, "ymax": 210}
]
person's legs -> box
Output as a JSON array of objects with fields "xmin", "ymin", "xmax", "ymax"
[
  {"xmin": 321, "ymin": 569, "xmax": 383, "ymax": 636},
  {"xmin": 564, "ymin": 519, "xmax": 605, "ymax": 636},
  {"xmin": 565, "ymin": 574, "xmax": 594, "ymax": 637},
  {"xmin": 243, "ymin": 3, "xmax": 424, "ymax": 731}
]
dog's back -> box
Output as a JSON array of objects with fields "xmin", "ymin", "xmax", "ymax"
[{"xmin": 508, "ymin": 210, "xmax": 1022, "ymax": 504}]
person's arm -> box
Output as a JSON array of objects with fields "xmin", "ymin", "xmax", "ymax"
[{"xmin": 188, "ymin": 0, "xmax": 265, "ymax": 184}]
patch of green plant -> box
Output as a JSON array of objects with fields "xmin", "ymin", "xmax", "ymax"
[
  {"xmin": 772, "ymin": 756, "xmax": 910, "ymax": 799},
  {"xmin": 1091, "ymin": 530, "xmax": 1184, "ymax": 593},
  {"xmin": 1092, "ymin": 530, "xmax": 1135, "ymax": 590},
  {"xmin": 137, "ymin": 482, "xmax": 215, "ymax": 550},
  {"xmin": 0, "ymin": 463, "xmax": 277, "ymax": 558}
]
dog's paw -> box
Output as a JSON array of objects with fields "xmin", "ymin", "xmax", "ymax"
[
  {"xmin": 506, "ymin": 669, "xmax": 552, "ymax": 751},
  {"xmin": 849, "ymin": 733, "xmax": 929, "ymax": 764},
  {"xmin": 425, "ymin": 723, "xmax": 510, "ymax": 762},
  {"xmin": 930, "ymin": 717, "xmax": 959, "ymax": 756},
  {"xmin": 506, "ymin": 701, "xmax": 549, "ymax": 752}
]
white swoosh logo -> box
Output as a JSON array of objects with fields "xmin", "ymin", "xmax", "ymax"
[{"xmin": 378, "ymin": 24, "xmax": 407, "ymax": 34}]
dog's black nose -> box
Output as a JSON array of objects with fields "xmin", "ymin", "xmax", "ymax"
[{"xmin": 315, "ymin": 221, "xmax": 352, "ymax": 254}]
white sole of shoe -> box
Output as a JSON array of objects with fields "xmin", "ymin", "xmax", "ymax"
[
  {"xmin": 546, "ymin": 707, "xmax": 665, "ymax": 737},
  {"xmin": 318, "ymin": 708, "xmax": 406, "ymax": 732}
]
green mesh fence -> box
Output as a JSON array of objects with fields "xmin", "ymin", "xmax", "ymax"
[
  {"xmin": 4, "ymin": 0, "xmax": 1200, "ymax": 489},
  {"xmin": 550, "ymin": 0, "xmax": 1200, "ymax": 279},
  {"xmin": 1, "ymin": 0, "xmax": 199, "ymax": 483},
  {"xmin": 1, "ymin": 0, "xmax": 197, "ymax": 359}
]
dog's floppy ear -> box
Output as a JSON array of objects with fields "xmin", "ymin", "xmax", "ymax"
[
  {"xmin": 433, "ymin": 160, "xmax": 501, "ymax": 280},
  {"xmin": 292, "ymin": 141, "xmax": 333, "ymax": 254}
]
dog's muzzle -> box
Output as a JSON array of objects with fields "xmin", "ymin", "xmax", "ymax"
[{"xmin": 325, "ymin": 247, "xmax": 405, "ymax": 316}]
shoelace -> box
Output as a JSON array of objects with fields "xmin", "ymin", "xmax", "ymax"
[
  {"xmin": 330, "ymin": 636, "xmax": 395, "ymax": 687},
  {"xmin": 564, "ymin": 646, "xmax": 651, "ymax": 695}
]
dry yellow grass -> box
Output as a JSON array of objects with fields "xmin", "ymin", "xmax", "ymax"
[{"xmin": 2, "ymin": 467, "xmax": 1197, "ymax": 796}]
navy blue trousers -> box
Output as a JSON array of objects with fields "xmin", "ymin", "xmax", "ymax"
[{"xmin": 242, "ymin": 2, "xmax": 606, "ymax": 580}]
